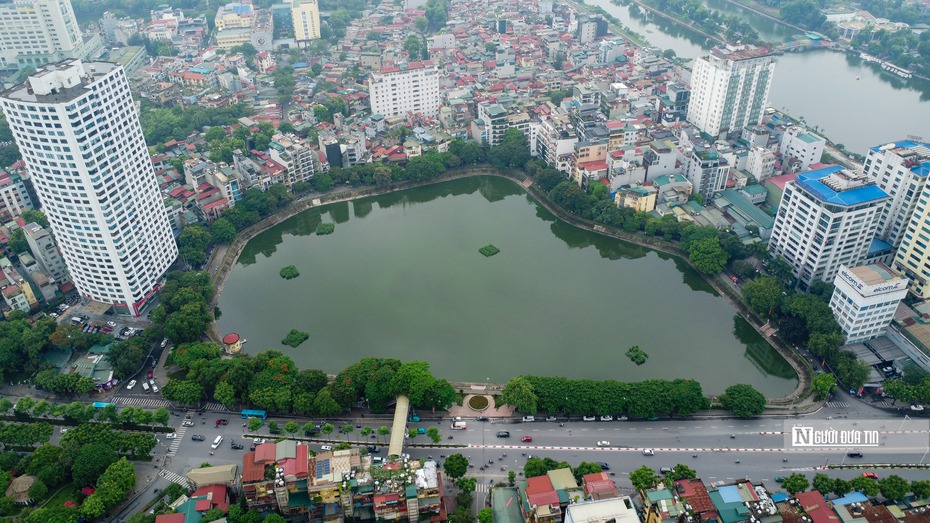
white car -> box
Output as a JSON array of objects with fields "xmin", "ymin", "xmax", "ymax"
[
  {"xmin": 182, "ymin": 421, "xmax": 194, "ymax": 427},
  {"xmin": 253, "ymin": 438, "xmax": 266, "ymax": 444},
  {"xmin": 106, "ymin": 321, "xmax": 116, "ymax": 327},
  {"xmin": 600, "ymin": 415, "xmax": 613, "ymax": 422},
  {"xmin": 165, "ymin": 433, "xmax": 177, "ymax": 439},
  {"xmin": 126, "ymin": 379, "xmax": 137, "ymax": 390},
  {"xmin": 59, "ymin": 428, "xmax": 68, "ymax": 434},
  {"xmin": 642, "ymin": 449, "xmax": 655, "ymax": 456},
  {"xmin": 597, "ymin": 441, "xmax": 610, "ymax": 447},
  {"xmin": 582, "ymin": 416, "xmax": 596, "ymax": 422},
  {"xmin": 321, "ymin": 445, "xmax": 333, "ymax": 451},
  {"xmin": 618, "ymin": 416, "xmax": 629, "ymax": 421},
  {"xmin": 911, "ymin": 405, "xmax": 925, "ymax": 411},
  {"xmin": 151, "ymin": 384, "xmax": 159, "ymax": 394}
]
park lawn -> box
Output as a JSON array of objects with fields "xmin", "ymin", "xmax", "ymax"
[{"xmin": 43, "ymin": 483, "xmax": 80, "ymax": 510}]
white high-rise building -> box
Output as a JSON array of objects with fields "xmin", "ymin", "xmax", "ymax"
[
  {"xmin": 830, "ymin": 263, "xmax": 908, "ymax": 343},
  {"xmin": 686, "ymin": 44, "xmax": 775, "ymax": 138},
  {"xmin": 368, "ymin": 61, "xmax": 440, "ymax": 118},
  {"xmin": 0, "ymin": 0, "xmax": 82, "ymax": 70},
  {"xmin": 0, "ymin": 60, "xmax": 177, "ymax": 315},
  {"xmin": 291, "ymin": 0, "xmax": 321, "ymax": 41},
  {"xmin": 867, "ymin": 140, "xmax": 930, "ymax": 253},
  {"xmin": 769, "ymin": 165, "xmax": 889, "ymax": 289}
]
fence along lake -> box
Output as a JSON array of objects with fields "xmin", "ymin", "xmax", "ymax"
[{"xmin": 216, "ymin": 176, "xmax": 799, "ymax": 396}]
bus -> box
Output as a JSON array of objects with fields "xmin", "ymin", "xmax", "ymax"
[
  {"xmin": 92, "ymin": 402, "xmax": 113, "ymax": 409},
  {"xmin": 241, "ymin": 409, "xmax": 267, "ymax": 420}
]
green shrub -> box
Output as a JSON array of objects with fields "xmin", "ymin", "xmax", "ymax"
[
  {"xmin": 279, "ymin": 265, "xmax": 300, "ymax": 279},
  {"xmin": 282, "ymin": 329, "xmax": 310, "ymax": 348},
  {"xmin": 479, "ymin": 244, "xmax": 500, "ymax": 257},
  {"xmin": 468, "ymin": 395, "xmax": 490, "ymax": 410},
  {"xmin": 625, "ymin": 345, "xmax": 648, "ymax": 365},
  {"xmin": 316, "ymin": 223, "xmax": 335, "ymax": 235}
]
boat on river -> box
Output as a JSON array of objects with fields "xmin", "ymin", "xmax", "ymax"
[{"xmin": 880, "ymin": 61, "xmax": 913, "ymax": 79}]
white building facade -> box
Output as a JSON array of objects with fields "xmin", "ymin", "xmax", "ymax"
[
  {"xmin": 779, "ymin": 126, "xmax": 825, "ymax": 171},
  {"xmin": 868, "ymin": 140, "xmax": 930, "ymax": 253},
  {"xmin": 686, "ymin": 44, "xmax": 776, "ymax": 138},
  {"xmin": 368, "ymin": 61, "xmax": 440, "ymax": 118},
  {"xmin": 769, "ymin": 166, "xmax": 889, "ymax": 289},
  {"xmin": 22, "ymin": 222, "xmax": 68, "ymax": 283},
  {"xmin": 830, "ymin": 263, "xmax": 908, "ymax": 343},
  {"xmin": 0, "ymin": 60, "xmax": 177, "ymax": 315},
  {"xmin": 0, "ymin": 0, "xmax": 83, "ymax": 70}
]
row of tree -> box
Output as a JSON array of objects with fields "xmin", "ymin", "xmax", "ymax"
[
  {"xmin": 500, "ymin": 375, "xmax": 710, "ymax": 418},
  {"xmin": 778, "ymin": 472, "xmax": 930, "ymax": 501},
  {"xmin": 139, "ymin": 101, "xmax": 251, "ymax": 146}
]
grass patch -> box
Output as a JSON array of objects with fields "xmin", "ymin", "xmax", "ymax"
[
  {"xmin": 43, "ymin": 483, "xmax": 80, "ymax": 510},
  {"xmin": 279, "ymin": 265, "xmax": 300, "ymax": 279},
  {"xmin": 479, "ymin": 244, "xmax": 500, "ymax": 257},
  {"xmin": 625, "ymin": 345, "xmax": 648, "ymax": 365},
  {"xmin": 316, "ymin": 223, "xmax": 335, "ymax": 235},
  {"xmin": 282, "ymin": 329, "xmax": 310, "ymax": 348},
  {"xmin": 468, "ymin": 395, "xmax": 489, "ymax": 410}
]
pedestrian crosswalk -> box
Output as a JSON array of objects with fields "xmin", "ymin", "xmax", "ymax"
[
  {"xmin": 167, "ymin": 425, "xmax": 189, "ymax": 456},
  {"xmin": 476, "ymin": 483, "xmax": 493, "ymax": 493},
  {"xmin": 159, "ymin": 468, "xmax": 191, "ymax": 487},
  {"xmin": 825, "ymin": 401, "xmax": 850, "ymax": 408},
  {"xmin": 114, "ymin": 396, "xmax": 171, "ymax": 408},
  {"xmin": 203, "ymin": 402, "xmax": 228, "ymax": 411}
]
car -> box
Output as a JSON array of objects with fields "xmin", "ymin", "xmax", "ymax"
[
  {"xmin": 774, "ymin": 476, "xmax": 785, "ymax": 483},
  {"xmin": 496, "ymin": 431, "xmax": 510, "ymax": 438},
  {"xmin": 521, "ymin": 436, "xmax": 533, "ymax": 442},
  {"xmin": 216, "ymin": 419, "xmax": 229, "ymax": 426},
  {"xmin": 182, "ymin": 420, "xmax": 194, "ymax": 427},
  {"xmin": 408, "ymin": 415, "xmax": 420, "ymax": 422},
  {"xmin": 249, "ymin": 445, "xmax": 257, "ymax": 451},
  {"xmin": 126, "ymin": 379, "xmax": 137, "ymax": 390},
  {"xmin": 600, "ymin": 415, "xmax": 613, "ymax": 422},
  {"xmin": 617, "ymin": 416, "xmax": 628, "ymax": 421},
  {"xmin": 106, "ymin": 321, "xmax": 116, "ymax": 327},
  {"xmin": 367, "ymin": 446, "xmax": 381, "ymax": 453},
  {"xmin": 231, "ymin": 443, "xmax": 244, "ymax": 450},
  {"xmin": 476, "ymin": 416, "xmax": 489, "ymax": 422},
  {"xmin": 911, "ymin": 405, "xmax": 925, "ymax": 411},
  {"xmin": 598, "ymin": 462, "xmax": 610, "ymax": 470},
  {"xmin": 191, "ymin": 435, "xmax": 205, "ymax": 441},
  {"xmin": 304, "ymin": 428, "xmax": 320, "ymax": 436},
  {"xmin": 147, "ymin": 370, "xmax": 153, "ymax": 379},
  {"xmin": 49, "ymin": 312, "xmax": 58, "ymax": 318},
  {"xmin": 151, "ymin": 384, "xmax": 159, "ymax": 394},
  {"xmin": 253, "ymin": 438, "xmax": 266, "ymax": 444},
  {"xmin": 522, "ymin": 416, "xmax": 535, "ymax": 422},
  {"xmin": 545, "ymin": 416, "xmax": 557, "ymax": 422},
  {"xmin": 59, "ymin": 428, "xmax": 68, "ymax": 434},
  {"xmin": 160, "ymin": 339, "xmax": 168, "ymax": 348},
  {"xmin": 321, "ymin": 445, "xmax": 333, "ymax": 451},
  {"xmin": 269, "ymin": 425, "xmax": 282, "ymax": 435},
  {"xmin": 582, "ymin": 416, "xmax": 596, "ymax": 422},
  {"xmin": 597, "ymin": 441, "xmax": 610, "ymax": 447},
  {"xmin": 642, "ymin": 449, "xmax": 655, "ymax": 456},
  {"xmin": 417, "ymin": 427, "xmax": 426, "ymax": 434},
  {"xmin": 165, "ymin": 433, "xmax": 177, "ymax": 439},
  {"xmin": 660, "ymin": 467, "xmax": 673, "ymax": 474},
  {"xmin": 847, "ymin": 451, "xmax": 863, "ymax": 458},
  {"xmin": 862, "ymin": 472, "xmax": 879, "ymax": 479}
]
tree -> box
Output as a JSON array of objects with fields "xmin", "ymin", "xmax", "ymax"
[
  {"xmin": 321, "ymin": 423, "xmax": 335, "ymax": 440},
  {"xmin": 501, "ymin": 376, "xmax": 538, "ymax": 414},
  {"xmin": 812, "ymin": 473, "xmax": 833, "ymax": 494},
  {"xmin": 264, "ymin": 515, "xmax": 286, "ymax": 523},
  {"xmin": 782, "ymin": 473, "xmax": 810, "ymax": 494},
  {"xmin": 689, "ymin": 236, "xmax": 729, "ymax": 274},
  {"xmin": 153, "ymin": 407, "xmax": 170, "ymax": 427},
  {"xmin": 444, "ymin": 454, "xmax": 468, "ymax": 480},
  {"xmin": 850, "ymin": 475, "xmax": 880, "ymax": 497},
  {"xmin": 812, "ymin": 373, "xmax": 837, "ymax": 401},
  {"xmin": 177, "ymin": 225, "xmax": 213, "ymax": 267},
  {"xmin": 210, "ymin": 218, "xmax": 237, "ymax": 244},
  {"xmin": 478, "ymin": 508, "xmax": 493, "ymax": 523},
  {"xmin": 284, "ymin": 421, "xmax": 299, "ymax": 435},
  {"xmin": 879, "ymin": 475, "xmax": 910, "ymax": 501},
  {"xmin": 742, "ymin": 276, "xmax": 782, "ymax": 316},
  {"xmin": 665, "ymin": 464, "xmax": 697, "ymax": 481},
  {"xmin": 719, "ymin": 384, "xmax": 766, "ymax": 418},
  {"xmin": 340, "ymin": 423, "xmax": 354, "ymax": 440},
  {"xmin": 910, "ymin": 479, "xmax": 930, "ymax": 499},
  {"xmin": 163, "ymin": 482, "xmax": 188, "ymax": 503},
  {"xmin": 162, "ymin": 380, "xmax": 204, "ymax": 405},
  {"xmin": 378, "ymin": 425, "xmax": 390, "ymax": 443},
  {"xmin": 832, "ymin": 478, "xmax": 851, "ymax": 496},
  {"xmin": 524, "ymin": 457, "xmax": 568, "ymax": 478},
  {"xmin": 214, "ymin": 380, "xmax": 237, "ymax": 409},
  {"xmin": 27, "ymin": 479, "xmax": 47, "ymax": 500},
  {"xmin": 457, "ymin": 477, "xmax": 477, "ymax": 494},
  {"xmin": 202, "ymin": 508, "xmax": 226, "ymax": 523},
  {"xmin": 248, "ymin": 417, "xmax": 263, "ymax": 431},
  {"xmin": 572, "ymin": 462, "xmax": 602, "ymax": 483},
  {"xmin": 426, "ymin": 426, "xmax": 441, "ymax": 443},
  {"xmin": 508, "ymin": 470, "xmax": 516, "ymax": 486},
  {"xmin": 72, "ymin": 443, "xmax": 119, "ymax": 488},
  {"xmin": 630, "ymin": 465, "xmax": 659, "ymax": 491}
]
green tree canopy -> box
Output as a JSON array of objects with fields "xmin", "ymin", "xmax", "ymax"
[{"xmin": 719, "ymin": 384, "xmax": 766, "ymax": 418}]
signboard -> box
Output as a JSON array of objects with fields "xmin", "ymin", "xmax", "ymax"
[{"xmin": 837, "ymin": 268, "xmax": 905, "ymax": 297}]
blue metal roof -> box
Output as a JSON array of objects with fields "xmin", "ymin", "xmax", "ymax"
[
  {"xmin": 795, "ymin": 165, "xmax": 889, "ymax": 206},
  {"xmin": 868, "ymin": 237, "xmax": 893, "ymax": 255},
  {"xmin": 832, "ymin": 492, "xmax": 868, "ymax": 506}
]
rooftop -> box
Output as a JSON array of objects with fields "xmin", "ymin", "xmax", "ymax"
[
  {"xmin": 794, "ymin": 165, "xmax": 889, "ymax": 206},
  {"xmin": 2, "ymin": 60, "xmax": 119, "ymax": 103},
  {"xmin": 709, "ymin": 44, "xmax": 774, "ymax": 61},
  {"xmin": 846, "ymin": 262, "xmax": 903, "ymax": 286}
]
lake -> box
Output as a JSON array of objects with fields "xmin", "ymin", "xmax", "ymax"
[{"xmin": 216, "ymin": 176, "xmax": 799, "ymax": 396}]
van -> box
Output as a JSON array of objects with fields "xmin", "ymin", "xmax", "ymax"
[
  {"xmin": 451, "ymin": 421, "xmax": 467, "ymax": 430},
  {"xmin": 211, "ymin": 436, "xmax": 223, "ymax": 449},
  {"xmin": 522, "ymin": 416, "xmax": 535, "ymax": 422},
  {"xmin": 372, "ymin": 457, "xmax": 383, "ymax": 464},
  {"xmin": 142, "ymin": 382, "xmax": 151, "ymax": 393},
  {"xmin": 70, "ymin": 317, "xmax": 82, "ymax": 325}
]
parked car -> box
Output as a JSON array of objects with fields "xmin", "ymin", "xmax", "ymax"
[
  {"xmin": 598, "ymin": 462, "xmax": 610, "ymax": 470},
  {"xmin": 911, "ymin": 405, "xmax": 925, "ymax": 411},
  {"xmin": 417, "ymin": 427, "xmax": 426, "ymax": 434},
  {"xmin": 617, "ymin": 416, "xmax": 629, "ymax": 421},
  {"xmin": 321, "ymin": 445, "xmax": 333, "ymax": 451},
  {"xmin": 146, "ymin": 370, "xmax": 153, "ymax": 379},
  {"xmin": 253, "ymin": 438, "xmax": 266, "ymax": 444},
  {"xmin": 642, "ymin": 449, "xmax": 655, "ymax": 456},
  {"xmin": 408, "ymin": 415, "xmax": 420, "ymax": 422},
  {"xmin": 522, "ymin": 416, "xmax": 535, "ymax": 422},
  {"xmin": 600, "ymin": 415, "xmax": 613, "ymax": 422},
  {"xmin": 862, "ymin": 472, "xmax": 879, "ymax": 479},
  {"xmin": 367, "ymin": 446, "xmax": 381, "ymax": 453},
  {"xmin": 216, "ymin": 419, "xmax": 229, "ymax": 426},
  {"xmin": 191, "ymin": 435, "xmax": 205, "ymax": 441},
  {"xmin": 582, "ymin": 416, "xmax": 596, "ymax": 422},
  {"xmin": 597, "ymin": 441, "xmax": 610, "ymax": 447},
  {"xmin": 304, "ymin": 428, "xmax": 320, "ymax": 436},
  {"xmin": 106, "ymin": 321, "xmax": 116, "ymax": 327},
  {"xmin": 545, "ymin": 416, "xmax": 557, "ymax": 422},
  {"xmin": 231, "ymin": 443, "xmax": 244, "ymax": 450},
  {"xmin": 521, "ymin": 436, "xmax": 533, "ymax": 442},
  {"xmin": 476, "ymin": 416, "xmax": 489, "ymax": 422},
  {"xmin": 496, "ymin": 431, "xmax": 510, "ymax": 438},
  {"xmin": 126, "ymin": 380, "xmax": 137, "ymax": 390},
  {"xmin": 660, "ymin": 467, "xmax": 673, "ymax": 474},
  {"xmin": 151, "ymin": 384, "xmax": 159, "ymax": 394}
]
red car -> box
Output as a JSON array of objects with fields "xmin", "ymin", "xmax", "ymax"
[
  {"xmin": 521, "ymin": 436, "xmax": 533, "ymax": 442},
  {"xmin": 216, "ymin": 419, "xmax": 229, "ymax": 426},
  {"xmin": 862, "ymin": 472, "xmax": 879, "ymax": 479},
  {"xmin": 147, "ymin": 370, "xmax": 153, "ymax": 379}
]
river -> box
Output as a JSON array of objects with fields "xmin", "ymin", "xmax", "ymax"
[
  {"xmin": 216, "ymin": 176, "xmax": 799, "ymax": 396},
  {"xmin": 583, "ymin": 0, "xmax": 930, "ymax": 154}
]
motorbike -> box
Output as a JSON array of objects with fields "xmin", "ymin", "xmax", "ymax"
[
  {"xmin": 209, "ymin": 451, "xmax": 215, "ymax": 456},
  {"xmin": 734, "ymin": 459, "xmax": 740, "ymax": 464},
  {"xmin": 692, "ymin": 454, "xmax": 697, "ymax": 458}
]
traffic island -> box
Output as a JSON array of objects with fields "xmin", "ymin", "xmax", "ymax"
[{"xmin": 466, "ymin": 394, "xmax": 491, "ymax": 411}]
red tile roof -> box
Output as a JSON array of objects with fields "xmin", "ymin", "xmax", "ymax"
[
  {"xmin": 676, "ymin": 479, "xmax": 715, "ymax": 514},
  {"xmin": 526, "ymin": 475, "xmax": 554, "ymax": 494},
  {"xmin": 242, "ymin": 452, "xmax": 265, "ymax": 483},
  {"xmin": 255, "ymin": 443, "xmax": 276, "ymax": 463},
  {"xmin": 156, "ymin": 514, "xmax": 187, "ymax": 523},
  {"xmin": 796, "ymin": 491, "xmax": 841, "ymax": 523}
]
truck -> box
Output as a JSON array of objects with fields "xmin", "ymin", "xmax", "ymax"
[{"xmin": 451, "ymin": 421, "xmax": 467, "ymax": 430}]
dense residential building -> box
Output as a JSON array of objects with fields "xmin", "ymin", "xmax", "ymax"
[
  {"xmin": 0, "ymin": 0, "xmax": 82, "ymax": 70},
  {"xmin": 769, "ymin": 165, "xmax": 889, "ymax": 290},
  {"xmin": 368, "ymin": 62, "xmax": 441, "ymax": 118},
  {"xmin": 0, "ymin": 60, "xmax": 177, "ymax": 315},
  {"xmin": 686, "ymin": 44, "xmax": 776, "ymax": 138},
  {"xmin": 779, "ymin": 126, "xmax": 826, "ymax": 172},
  {"xmin": 22, "ymin": 222, "xmax": 68, "ymax": 283},
  {"xmin": 830, "ymin": 263, "xmax": 908, "ymax": 343},
  {"xmin": 0, "ymin": 168, "xmax": 34, "ymax": 221},
  {"xmin": 684, "ymin": 142, "xmax": 730, "ymax": 199},
  {"xmin": 291, "ymin": 0, "xmax": 321, "ymax": 41},
  {"xmin": 268, "ymin": 133, "xmax": 318, "ymax": 188},
  {"xmin": 0, "ymin": 256, "xmax": 37, "ymax": 313},
  {"xmin": 867, "ymin": 140, "xmax": 930, "ymax": 255}
]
